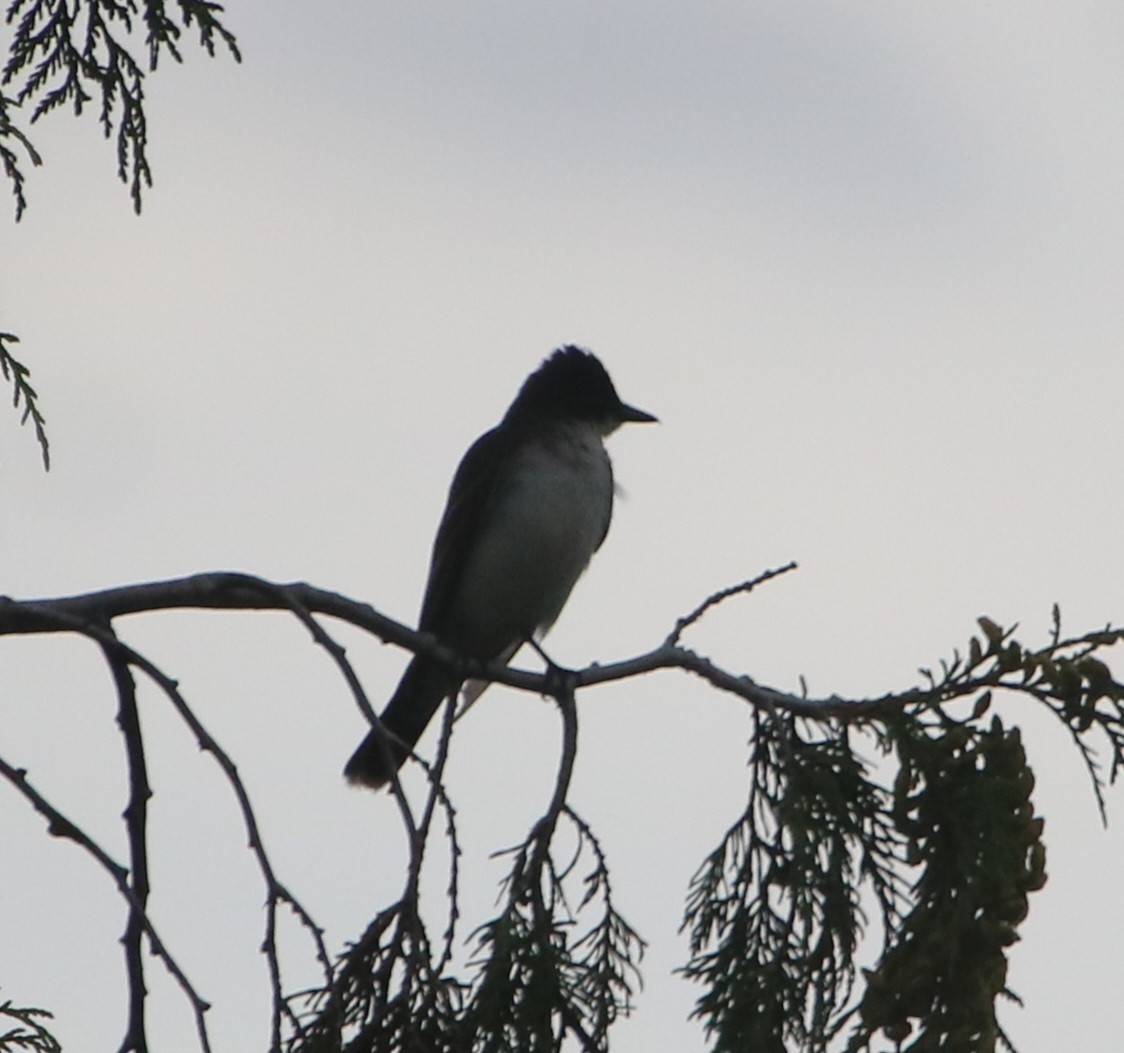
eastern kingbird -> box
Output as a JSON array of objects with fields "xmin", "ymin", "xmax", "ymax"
[{"xmin": 344, "ymin": 346, "xmax": 656, "ymax": 789}]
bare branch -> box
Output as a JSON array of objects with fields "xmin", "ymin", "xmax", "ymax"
[
  {"xmin": 667, "ymin": 561, "xmax": 799, "ymax": 645},
  {"xmin": 0, "ymin": 754, "xmax": 214, "ymax": 1052},
  {"xmin": 101, "ymin": 624, "xmax": 151, "ymax": 1053},
  {"xmin": 1, "ymin": 598, "xmax": 334, "ymax": 1050},
  {"xmin": 3, "ymin": 573, "xmax": 1121, "ymax": 735}
]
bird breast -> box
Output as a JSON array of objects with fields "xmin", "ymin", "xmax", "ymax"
[{"xmin": 449, "ymin": 422, "xmax": 613, "ymax": 656}]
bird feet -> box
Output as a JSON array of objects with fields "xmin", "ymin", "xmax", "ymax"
[{"xmin": 526, "ymin": 637, "xmax": 579, "ymax": 699}]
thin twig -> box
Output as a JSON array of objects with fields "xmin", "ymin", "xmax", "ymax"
[
  {"xmin": 667, "ymin": 562, "xmax": 799, "ymax": 645},
  {"xmin": 2, "ymin": 601, "xmax": 334, "ymax": 1038},
  {"xmin": 0, "ymin": 754, "xmax": 213, "ymax": 1053},
  {"xmin": 101, "ymin": 625, "xmax": 151, "ymax": 1053}
]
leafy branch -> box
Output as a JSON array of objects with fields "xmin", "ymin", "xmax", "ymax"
[
  {"xmin": 3, "ymin": 3, "xmax": 240, "ymax": 467},
  {"xmin": 460, "ymin": 678, "xmax": 644, "ymax": 1053},
  {"xmin": 0, "ymin": 572, "xmax": 1120, "ymax": 1052},
  {"xmin": 849, "ymin": 713, "xmax": 1044, "ymax": 1052},
  {"xmin": 285, "ymin": 702, "xmax": 465, "ymax": 1053},
  {"xmin": 0, "ymin": 994, "xmax": 61, "ymax": 1053},
  {"xmin": 0, "ymin": 89, "xmax": 41, "ymax": 219},
  {"xmin": 0, "ymin": 332, "xmax": 49, "ymax": 468},
  {"xmin": 681, "ymin": 716, "xmax": 907, "ymax": 1053},
  {"xmin": 2, "ymin": 0, "xmax": 241, "ymax": 215},
  {"xmin": 915, "ymin": 608, "xmax": 1124, "ymax": 821}
]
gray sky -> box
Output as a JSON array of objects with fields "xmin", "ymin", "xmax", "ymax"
[{"xmin": 3, "ymin": 2, "xmax": 1123, "ymax": 1049}]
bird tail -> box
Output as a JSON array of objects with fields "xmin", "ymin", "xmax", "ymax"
[{"xmin": 343, "ymin": 657, "xmax": 460, "ymax": 789}]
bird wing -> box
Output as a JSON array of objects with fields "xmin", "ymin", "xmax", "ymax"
[{"xmin": 417, "ymin": 424, "xmax": 513, "ymax": 634}]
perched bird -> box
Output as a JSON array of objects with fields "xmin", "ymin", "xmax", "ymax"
[{"xmin": 345, "ymin": 346, "xmax": 656, "ymax": 789}]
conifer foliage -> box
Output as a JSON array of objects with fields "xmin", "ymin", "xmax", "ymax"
[{"xmin": 1, "ymin": 574, "xmax": 1121, "ymax": 1051}]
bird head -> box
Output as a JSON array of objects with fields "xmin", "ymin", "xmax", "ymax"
[{"xmin": 504, "ymin": 346, "xmax": 657, "ymax": 433}]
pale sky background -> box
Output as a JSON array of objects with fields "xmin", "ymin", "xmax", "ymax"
[{"xmin": 3, "ymin": 1, "xmax": 1123, "ymax": 1050}]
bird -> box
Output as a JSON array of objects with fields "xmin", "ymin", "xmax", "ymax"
[{"xmin": 344, "ymin": 346, "xmax": 656, "ymax": 789}]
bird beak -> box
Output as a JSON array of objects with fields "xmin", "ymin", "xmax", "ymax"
[{"xmin": 618, "ymin": 402, "xmax": 658, "ymax": 424}]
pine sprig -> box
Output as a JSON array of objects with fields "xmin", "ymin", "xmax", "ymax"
[
  {"xmin": 0, "ymin": 91, "xmax": 41, "ymax": 218},
  {"xmin": 679, "ymin": 607, "xmax": 1121, "ymax": 1053},
  {"xmin": 681, "ymin": 715, "xmax": 907, "ymax": 1053},
  {"xmin": 0, "ymin": 332, "xmax": 49, "ymax": 469},
  {"xmin": 919, "ymin": 613, "xmax": 1124, "ymax": 821},
  {"xmin": 2, "ymin": 0, "xmax": 240, "ymax": 214},
  {"xmin": 286, "ymin": 901, "xmax": 465, "ymax": 1053},
  {"xmin": 462, "ymin": 806, "xmax": 644, "ymax": 1053},
  {"xmin": 0, "ymin": 994, "xmax": 61, "ymax": 1053},
  {"xmin": 849, "ymin": 714, "xmax": 1045, "ymax": 1052}
]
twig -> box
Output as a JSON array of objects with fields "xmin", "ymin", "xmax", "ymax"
[
  {"xmin": 1, "ymin": 600, "xmax": 334, "ymax": 1045},
  {"xmin": 101, "ymin": 626, "xmax": 151, "ymax": 1053},
  {"xmin": 0, "ymin": 754, "xmax": 213, "ymax": 1052},
  {"xmin": 667, "ymin": 562, "xmax": 798, "ymax": 645}
]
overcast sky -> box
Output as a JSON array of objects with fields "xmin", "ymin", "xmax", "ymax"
[{"xmin": 3, "ymin": 2, "xmax": 1123, "ymax": 1050}]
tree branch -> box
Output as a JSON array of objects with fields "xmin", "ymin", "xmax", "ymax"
[
  {"xmin": 1, "ymin": 597, "xmax": 334, "ymax": 1051},
  {"xmin": 0, "ymin": 754, "xmax": 213, "ymax": 1052},
  {"xmin": 4, "ymin": 573, "xmax": 1121, "ymax": 733},
  {"xmin": 101, "ymin": 624, "xmax": 151, "ymax": 1053},
  {"xmin": 2, "ymin": 570, "xmax": 1120, "ymax": 1053}
]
